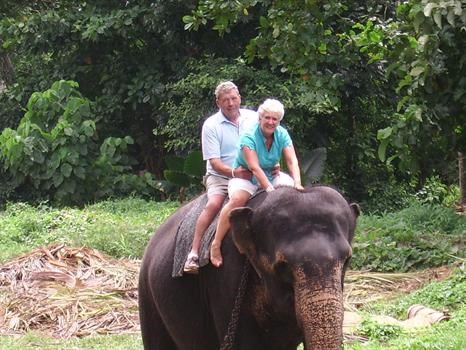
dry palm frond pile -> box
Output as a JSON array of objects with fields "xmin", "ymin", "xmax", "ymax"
[
  {"xmin": 344, "ymin": 271, "xmax": 422, "ymax": 311},
  {"xmin": 344, "ymin": 266, "xmax": 452, "ymax": 311},
  {"xmin": 0, "ymin": 244, "xmax": 453, "ymax": 339},
  {"xmin": 0, "ymin": 244, "xmax": 140, "ymax": 338}
]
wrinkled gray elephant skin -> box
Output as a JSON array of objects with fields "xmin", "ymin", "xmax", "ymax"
[{"xmin": 138, "ymin": 186, "xmax": 360, "ymax": 350}]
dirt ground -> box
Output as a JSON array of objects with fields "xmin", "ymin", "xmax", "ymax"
[{"xmin": 0, "ymin": 244, "xmax": 456, "ymax": 339}]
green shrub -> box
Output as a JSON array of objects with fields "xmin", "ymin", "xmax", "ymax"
[
  {"xmin": 358, "ymin": 179, "xmax": 414, "ymax": 215},
  {"xmin": 352, "ymin": 203, "xmax": 465, "ymax": 272},
  {"xmin": 357, "ymin": 319, "xmax": 404, "ymax": 342},
  {"xmin": 0, "ymin": 80, "xmax": 164, "ymax": 205},
  {"xmin": 415, "ymin": 176, "xmax": 460, "ymax": 207}
]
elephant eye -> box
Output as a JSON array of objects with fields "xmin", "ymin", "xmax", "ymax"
[{"xmin": 273, "ymin": 261, "xmax": 293, "ymax": 285}]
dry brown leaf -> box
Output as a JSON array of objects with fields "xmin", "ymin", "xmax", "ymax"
[{"xmin": 0, "ymin": 243, "xmax": 455, "ymax": 339}]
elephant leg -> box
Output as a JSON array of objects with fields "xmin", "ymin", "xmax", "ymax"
[{"xmin": 139, "ymin": 290, "xmax": 177, "ymax": 350}]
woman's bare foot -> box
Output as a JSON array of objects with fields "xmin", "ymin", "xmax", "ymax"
[{"xmin": 210, "ymin": 243, "xmax": 223, "ymax": 267}]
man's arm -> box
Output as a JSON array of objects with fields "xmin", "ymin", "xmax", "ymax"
[{"xmin": 209, "ymin": 158, "xmax": 252, "ymax": 180}]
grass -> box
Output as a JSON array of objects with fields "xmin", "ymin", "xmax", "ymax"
[
  {"xmin": 344, "ymin": 267, "xmax": 466, "ymax": 350},
  {"xmin": 0, "ymin": 197, "xmax": 179, "ymax": 261},
  {"xmin": 1, "ymin": 198, "xmax": 463, "ymax": 271},
  {"xmin": 0, "ymin": 333, "xmax": 142, "ymax": 350},
  {"xmin": 353, "ymin": 202, "xmax": 465, "ymax": 271}
]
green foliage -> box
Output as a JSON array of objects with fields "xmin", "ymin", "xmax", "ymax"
[
  {"xmin": 183, "ymin": 0, "xmax": 399, "ymax": 122},
  {"xmin": 0, "ymin": 0, "xmax": 463, "ymax": 207},
  {"xmin": 359, "ymin": 179, "xmax": 414, "ymax": 215},
  {"xmin": 300, "ymin": 147, "xmax": 327, "ymax": 184},
  {"xmin": 0, "ymin": 166, "xmax": 15, "ymax": 207},
  {"xmin": 0, "ymin": 80, "xmax": 159, "ymax": 204},
  {"xmin": 352, "ymin": 202, "xmax": 465, "ymax": 272},
  {"xmin": 164, "ymin": 151, "xmax": 204, "ymax": 185},
  {"xmin": 352, "ymin": 1, "xmax": 466, "ymax": 177},
  {"xmin": 415, "ymin": 175, "xmax": 459, "ymax": 206},
  {"xmin": 360, "ymin": 175, "xmax": 460, "ymax": 215},
  {"xmin": 163, "ymin": 151, "xmax": 205, "ymax": 201},
  {"xmin": 357, "ymin": 319, "xmax": 404, "ymax": 342},
  {"xmin": 0, "ymin": 0, "xmax": 252, "ymax": 178}
]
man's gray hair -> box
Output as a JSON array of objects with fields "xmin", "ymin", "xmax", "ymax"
[
  {"xmin": 215, "ymin": 81, "xmax": 239, "ymax": 99},
  {"xmin": 258, "ymin": 98, "xmax": 285, "ymax": 121}
]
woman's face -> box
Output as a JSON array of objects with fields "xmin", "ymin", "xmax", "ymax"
[{"xmin": 259, "ymin": 111, "xmax": 280, "ymax": 137}]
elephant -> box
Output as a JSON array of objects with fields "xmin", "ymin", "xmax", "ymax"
[{"xmin": 138, "ymin": 185, "xmax": 360, "ymax": 350}]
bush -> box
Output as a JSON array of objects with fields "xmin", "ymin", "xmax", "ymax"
[
  {"xmin": 352, "ymin": 202, "xmax": 465, "ymax": 272},
  {"xmin": 358, "ymin": 179, "xmax": 414, "ymax": 215},
  {"xmin": 415, "ymin": 176, "xmax": 460, "ymax": 207},
  {"xmin": 357, "ymin": 319, "xmax": 404, "ymax": 342},
  {"xmin": 0, "ymin": 80, "xmax": 164, "ymax": 205}
]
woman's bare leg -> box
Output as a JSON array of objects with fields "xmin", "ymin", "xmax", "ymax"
[{"xmin": 210, "ymin": 190, "xmax": 251, "ymax": 267}]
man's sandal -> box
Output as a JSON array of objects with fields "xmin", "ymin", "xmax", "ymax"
[{"xmin": 183, "ymin": 254, "xmax": 199, "ymax": 274}]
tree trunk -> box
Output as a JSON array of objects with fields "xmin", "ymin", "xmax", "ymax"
[
  {"xmin": 0, "ymin": 38, "xmax": 15, "ymax": 88},
  {"xmin": 459, "ymin": 152, "xmax": 465, "ymax": 211}
]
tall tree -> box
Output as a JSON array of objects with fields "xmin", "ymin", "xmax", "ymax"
[
  {"xmin": 184, "ymin": 1, "xmax": 406, "ymax": 200},
  {"xmin": 0, "ymin": 0, "xmax": 254, "ymax": 176},
  {"xmin": 186, "ymin": 0, "xmax": 465, "ymax": 194},
  {"xmin": 0, "ymin": 39, "xmax": 14, "ymax": 87},
  {"xmin": 350, "ymin": 0, "xmax": 465, "ymax": 200}
]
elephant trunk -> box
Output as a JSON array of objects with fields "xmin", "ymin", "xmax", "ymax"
[{"xmin": 294, "ymin": 267, "xmax": 344, "ymax": 350}]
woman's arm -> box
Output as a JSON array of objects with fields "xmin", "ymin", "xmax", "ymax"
[
  {"xmin": 283, "ymin": 145, "xmax": 304, "ymax": 190},
  {"xmin": 243, "ymin": 146, "xmax": 274, "ymax": 191}
]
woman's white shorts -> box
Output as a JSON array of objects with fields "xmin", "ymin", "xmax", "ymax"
[{"xmin": 228, "ymin": 171, "xmax": 294, "ymax": 197}]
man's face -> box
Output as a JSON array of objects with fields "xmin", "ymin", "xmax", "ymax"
[{"xmin": 216, "ymin": 89, "xmax": 241, "ymax": 120}]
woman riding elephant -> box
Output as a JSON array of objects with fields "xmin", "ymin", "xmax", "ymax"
[
  {"xmin": 138, "ymin": 185, "xmax": 360, "ymax": 350},
  {"xmin": 210, "ymin": 98, "xmax": 304, "ymax": 267}
]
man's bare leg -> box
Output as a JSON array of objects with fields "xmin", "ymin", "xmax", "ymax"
[
  {"xmin": 184, "ymin": 194, "xmax": 225, "ymax": 273},
  {"xmin": 190, "ymin": 194, "xmax": 225, "ymax": 255}
]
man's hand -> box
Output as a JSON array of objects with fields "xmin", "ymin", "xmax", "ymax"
[{"xmin": 233, "ymin": 166, "xmax": 253, "ymax": 180}]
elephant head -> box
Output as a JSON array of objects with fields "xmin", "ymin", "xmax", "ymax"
[{"xmin": 229, "ymin": 187, "xmax": 359, "ymax": 350}]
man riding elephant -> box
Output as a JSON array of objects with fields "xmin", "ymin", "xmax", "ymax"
[{"xmin": 138, "ymin": 185, "xmax": 360, "ymax": 349}]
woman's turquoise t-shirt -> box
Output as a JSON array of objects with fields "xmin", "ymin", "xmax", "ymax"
[{"xmin": 233, "ymin": 124, "xmax": 292, "ymax": 184}]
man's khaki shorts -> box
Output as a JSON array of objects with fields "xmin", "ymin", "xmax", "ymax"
[{"xmin": 204, "ymin": 174, "xmax": 229, "ymax": 197}]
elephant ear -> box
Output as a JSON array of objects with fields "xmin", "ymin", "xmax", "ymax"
[
  {"xmin": 350, "ymin": 203, "xmax": 361, "ymax": 218},
  {"xmin": 348, "ymin": 203, "xmax": 361, "ymax": 243},
  {"xmin": 229, "ymin": 207, "xmax": 255, "ymax": 256}
]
